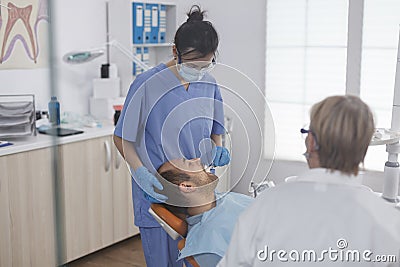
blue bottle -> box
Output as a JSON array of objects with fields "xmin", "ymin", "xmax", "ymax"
[{"xmin": 48, "ymin": 96, "xmax": 60, "ymax": 125}]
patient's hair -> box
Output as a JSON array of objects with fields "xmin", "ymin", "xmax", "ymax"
[
  {"xmin": 310, "ymin": 95, "xmax": 374, "ymax": 176},
  {"xmin": 158, "ymin": 169, "xmax": 217, "ymax": 198},
  {"xmin": 159, "ymin": 170, "xmax": 192, "ymax": 185}
]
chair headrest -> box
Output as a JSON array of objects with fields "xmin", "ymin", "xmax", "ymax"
[{"xmin": 150, "ymin": 204, "xmax": 188, "ymax": 237}]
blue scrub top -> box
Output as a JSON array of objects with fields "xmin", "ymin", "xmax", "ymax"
[{"xmin": 114, "ymin": 63, "xmax": 225, "ymax": 227}]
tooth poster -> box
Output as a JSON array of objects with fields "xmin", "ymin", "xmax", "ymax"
[{"xmin": 0, "ymin": 0, "xmax": 49, "ymax": 69}]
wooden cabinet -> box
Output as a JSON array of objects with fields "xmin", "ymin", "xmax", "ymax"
[
  {"xmin": 59, "ymin": 135, "xmax": 139, "ymax": 263},
  {"xmin": 59, "ymin": 136, "xmax": 113, "ymax": 261},
  {"xmin": 0, "ymin": 147, "xmax": 56, "ymax": 267},
  {"xmin": 0, "ymin": 135, "xmax": 139, "ymax": 266},
  {"xmin": 111, "ymin": 142, "xmax": 138, "ymax": 242}
]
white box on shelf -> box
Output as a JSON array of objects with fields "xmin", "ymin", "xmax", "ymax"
[
  {"xmin": 92, "ymin": 78, "xmax": 121, "ymax": 98},
  {"xmin": 89, "ymin": 97, "xmax": 125, "ymax": 121}
]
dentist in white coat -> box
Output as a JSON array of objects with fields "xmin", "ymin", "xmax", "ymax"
[{"xmin": 218, "ymin": 95, "xmax": 400, "ymax": 266}]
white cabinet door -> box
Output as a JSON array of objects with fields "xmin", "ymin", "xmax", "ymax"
[
  {"xmin": 0, "ymin": 147, "xmax": 56, "ymax": 267},
  {"xmin": 111, "ymin": 140, "xmax": 140, "ymax": 242},
  {"xmin": 60, "ymin": 136, "xmax": 114, "ymax": 262}
]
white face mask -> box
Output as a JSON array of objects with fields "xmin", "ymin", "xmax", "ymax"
[{"xmin": 177, "ymin": 64, "xmax": 206, "ymax": 82}]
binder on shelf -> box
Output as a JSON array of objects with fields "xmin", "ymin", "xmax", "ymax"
[
  {"xmin": 144, "ymin": 4, "xmax": 152, "ymax": 43},
  {"xmin": 150, "ymin": 4, "xmax": 159, "ymax": 43},
  {"xmin": 143, "ymin": 47, "xmax": 149, "ymax": 66},
  {"xmin": 159, "ymin": 5, "xmax": 166, "ymax": 43},
  {"xmin": 133, "ymin": 47, "xmax": 141, "ymax": 76},
  {"xmin": 132, "ymin": 2, "xmax": 144, "ymax": 44},
  {"xmin": 133, "ymin": 47, "xmax": 144, "ymax": 76}
]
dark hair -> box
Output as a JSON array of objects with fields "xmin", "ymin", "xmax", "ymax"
[
  {"xmin": 174, "ymin": 5, "xmax": 219, "ymax": 58},
  {"xmin": 159, "ymin": 170, "xmax": 191, "ymax": 185}
]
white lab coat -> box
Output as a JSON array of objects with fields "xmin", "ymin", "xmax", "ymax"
[{"xmin": 218, "ymin": 168, "xmax": 400, "ymax": 266}]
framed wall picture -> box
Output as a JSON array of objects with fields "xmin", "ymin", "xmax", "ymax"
[{"xmin": 0, "ymin": 0, "xmax": 49, "ymax": 69}]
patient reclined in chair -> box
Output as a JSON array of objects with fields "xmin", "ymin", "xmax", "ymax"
[{"xmin": 150, "ymin": 158, "xmax": 254, "ymax": 266}]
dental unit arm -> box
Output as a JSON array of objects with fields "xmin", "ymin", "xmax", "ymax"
[
  {"xmin": 382, "ymin": 29, "xmax": 400, "ymax": 203},
  {"xmin": 372, "ymin": 29, "xmax": 400, "ymax": 203}
]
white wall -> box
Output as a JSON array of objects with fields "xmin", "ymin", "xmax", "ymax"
[
  {"xmin": 0, "ymin": 68, "xmax": 50, "ymax": 110},
  {"xmin": 53, "ymin": 0, "xmax": 112, "ymax": 115}
]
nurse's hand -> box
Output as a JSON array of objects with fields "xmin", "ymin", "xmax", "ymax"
[
  {"xmin": 135, "ymin": 166, "xmax": 168, "ymax": 202},
  {"xmin": 213, "ymin": 146, "xmax": 231, "ymax": 167}
]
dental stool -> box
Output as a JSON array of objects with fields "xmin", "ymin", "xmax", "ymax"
[{"xmin": 149, "ymin": 204, "xmax": 200, "ymax": 267}]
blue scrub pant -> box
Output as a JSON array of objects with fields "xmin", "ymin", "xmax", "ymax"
[{"xmin": 140, "ymin": 226, "xmax": 183, "ymax": 267}]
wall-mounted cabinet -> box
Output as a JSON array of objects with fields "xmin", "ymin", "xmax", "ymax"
[
  {"xmin": 131, "ymin": 1, "xmax": 177, "ymax": 75},
  {"xmin": 108, "ymin": 0, "xmax": 177, "ymax": 95},
  {"xmin": 131, "ymin": 1, "xmax": 176, "ymax": 45}
]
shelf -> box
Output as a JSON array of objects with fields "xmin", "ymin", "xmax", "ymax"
[
  {"xmin": 132, "ymin": 43, "xmax": 173, "ymax": 48},
  {"xmin": 132, "ymin": 0, "xmax": 176, "ymax": 5},
  {"xmin": 130, "ymin": 1, "xmax": 177, "ymax": 70}
]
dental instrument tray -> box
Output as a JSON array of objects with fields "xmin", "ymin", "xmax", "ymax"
[{"xmin": 0, "ymin": 95, "xmax": 36, "ymax": 138}]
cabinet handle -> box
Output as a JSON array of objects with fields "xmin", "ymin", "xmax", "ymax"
[
  {"xmin": 115, "ymin": 149, "xmax": 122, "ymax": 169},
  {"xmin": 104, "ymin": 140, "xmax": 111, "ymax": 172}
]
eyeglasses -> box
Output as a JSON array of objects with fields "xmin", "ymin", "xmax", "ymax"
[
  {"xmin": 300, "ymin": 128, "xmax": 312, "ymax": 136},
  {"xmin": 178, "ymin": 55, "xmax": 216, "ymax": 72},
  {"xmin": 300, "ymin": 128, "xmax": 320, "ymax": 150},
  {"xmin": 184, "ymin": 58, "xmax": 216, "ymax": 72}
]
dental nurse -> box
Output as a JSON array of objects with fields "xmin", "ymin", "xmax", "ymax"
[{"xmin": 113, "ymin": 5, "xmax": 230, "ymax": 267}]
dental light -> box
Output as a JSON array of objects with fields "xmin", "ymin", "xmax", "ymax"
[
  {"xmin": 62, "ymin": 40, "xmax": 150, "ymax": 71},
  {"xmin": 63, "ymin": 49, "xmax": 105, "ymax": 64}
]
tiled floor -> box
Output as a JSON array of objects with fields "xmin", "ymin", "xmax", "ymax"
[{"xmin": 68, "ymin": 235, "xmax": 146, "ymax": 267}]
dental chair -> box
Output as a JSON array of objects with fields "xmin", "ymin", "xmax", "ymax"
[
  {"xmin": 148, "ymin": 204, "xmax": 200, "ymax": 267},
  {"xmin": 148, "ymin": 181, "xmax": 275, "ymax": 266}
]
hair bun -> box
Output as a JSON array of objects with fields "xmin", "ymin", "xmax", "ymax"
[{"xmin": 186, "ymin": 5, "xmax": 205, "ymax": 23}]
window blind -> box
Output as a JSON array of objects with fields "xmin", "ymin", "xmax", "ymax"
[{"xmin": 265, "ymin": 0, "xmax": 400, "ymax": 171}]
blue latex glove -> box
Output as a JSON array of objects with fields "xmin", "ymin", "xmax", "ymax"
[
  {"xmin": 213, "ymin": 146, "xmax": 231, "ymax": 167},
  {"xmin": 134, "ymin": 166, "xmax": 168, "ymax": 203}
]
